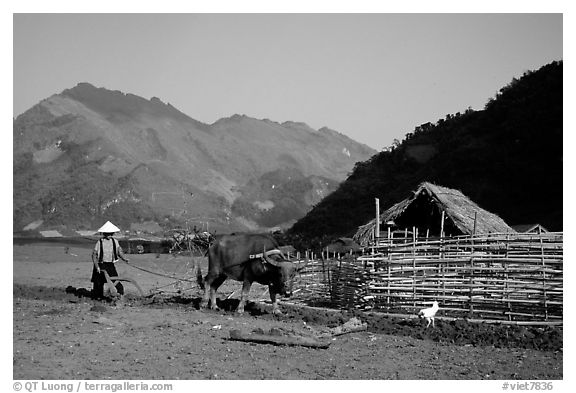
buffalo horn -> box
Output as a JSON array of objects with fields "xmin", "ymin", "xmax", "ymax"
[{"xmin": 262, "ymin": 247, "xmax": 283, "ymax": 267}]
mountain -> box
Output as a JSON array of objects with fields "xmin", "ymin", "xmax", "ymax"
[
  {"xmin": 288, "ymin": 61, "xmax": 563, "ymax": 247},
  {"xmin": 13, "ymin": 83, "xmax": 376, "ymax": 234}
]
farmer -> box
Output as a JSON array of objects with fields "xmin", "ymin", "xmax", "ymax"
[{"xmin": 91, "ymin": 221, "xmax": 130, "ymax": 299}]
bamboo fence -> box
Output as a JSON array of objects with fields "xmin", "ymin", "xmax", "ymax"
[{"xmin": 291, "ymin": 232, "xmax": 563, "ymax": 325}]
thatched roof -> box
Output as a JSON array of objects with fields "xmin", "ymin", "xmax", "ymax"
[{"xmin": 353, "ymin": 182, "xmax": 515, "ymax": 245}]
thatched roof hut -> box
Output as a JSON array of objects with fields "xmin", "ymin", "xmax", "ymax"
[{"xmin": 353, "ymin": 182, "xmax": 515, "ymax": 245}]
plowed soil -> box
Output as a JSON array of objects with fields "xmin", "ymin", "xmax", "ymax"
[{"xmin": 13, "ymin": 243, "xmax": 563, "ymax": 380}]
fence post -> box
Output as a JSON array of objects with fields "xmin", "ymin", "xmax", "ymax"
[
  {"xmin": 441, "ymin": 260, "xmax": 445, "ymax": 306},
  {"xmin": 539, "ymin": 227, "xmax": 548, "ymax": 321},
  {"xmin": 440, "ymin": 210, "xmax": 445, "ymax": 238},
  {"xmin": 469, "ymin": 233, "xmax": 475, "ymax": 317},
  {"xmin": 440, "ymin": 228, "xmax": 446, "ymax": 306},
  {"xmin": 412, "ymin": 227, "xmax": 417, "ymax": 310},
  {"xmin": 505, "ymin": 233, "xmax": 512, "ymax": 321},
  {"xmin": 375, "ymin": 198, "xmax": 380, "ymax": 242},
  {"xmin": 320, "ymin": 249, "xmax": 326, "ymax": 299},
  {"xmin": 387, "ymin": 245, "xmax": 391, "ymax": 310},
  {"xmin": 327, "ymin": 252, "xmax": 332, "ymax": 298}
]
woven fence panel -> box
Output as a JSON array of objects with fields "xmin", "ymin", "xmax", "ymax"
[{"xmin": 291, "ymin": 232, "xmax": 563, "ymax": 324}]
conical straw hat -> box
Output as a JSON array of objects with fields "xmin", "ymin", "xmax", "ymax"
[{"xmin": 98, "ymin": 221, "xmax": 120, "ymax": 233}]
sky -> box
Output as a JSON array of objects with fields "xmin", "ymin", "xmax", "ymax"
[{"xmin": 12, "ymin": 13, "xmax": 562, "ymax": 150}]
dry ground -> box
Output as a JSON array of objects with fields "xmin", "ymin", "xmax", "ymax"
[{"xmin": 13, "ymin": 242, "xmax": 563, "ymax": 380}]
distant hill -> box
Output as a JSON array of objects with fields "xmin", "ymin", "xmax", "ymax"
[
  {"xmin": 13, "ymin": 83, "xmax": 376, "ymax": 234},
  {"xmin": 288, "ymin": 61, "xmax": 563, "ymax": 247}
]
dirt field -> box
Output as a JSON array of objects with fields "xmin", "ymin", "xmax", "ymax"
[{"xmin": 13, "ymin": 242, "xmax": 563, "ymax": 380}]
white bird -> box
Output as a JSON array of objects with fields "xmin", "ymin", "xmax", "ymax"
[{"xmin": 418, "ymin": 301, "xmax": 439, "ymax": 328}]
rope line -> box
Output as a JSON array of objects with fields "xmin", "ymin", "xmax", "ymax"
[{"xmin": 123, "ymin": 260, "xmax": 199, "ymax": 283}]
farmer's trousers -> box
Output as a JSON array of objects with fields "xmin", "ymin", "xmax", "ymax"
[{"xmin": 91, "ymin": 262, "xmax": 124, "ymax": 299}]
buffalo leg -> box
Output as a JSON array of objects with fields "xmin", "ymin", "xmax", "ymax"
[
  {"xmin": 207, "ymin": 274, "xmax": 227, "ymax": 310},
  {"xmin": 201, "ymin": 275, "xmax": 212, "ymax": 309},
  {"xmin": 202, "ymin": 272, "xmax": 225, "ymax": 310},
  {"xmin": 237, "ymin": 280, "xmax": 252, "ymax": 314},
  {"xmin": 270, "ymin": 290, "xmax": 282, "ymax": 315}
]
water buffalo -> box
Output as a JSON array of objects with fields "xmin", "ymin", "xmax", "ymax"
[{"xmin": 201, "ymin": 233, "xmax": 306, "ymax": 314}]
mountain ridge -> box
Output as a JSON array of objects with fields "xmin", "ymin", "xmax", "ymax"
[{"xmin": 13, "ymin": 82, "xmax": 376, "ymax": 234}]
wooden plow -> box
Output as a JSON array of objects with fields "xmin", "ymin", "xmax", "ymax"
[{"xmin": 102, "ymin": 270, "xmax": 145, "ymax": 297}]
